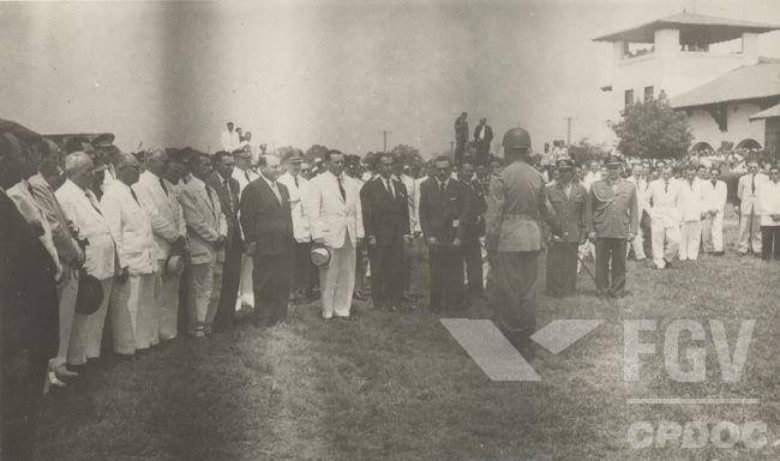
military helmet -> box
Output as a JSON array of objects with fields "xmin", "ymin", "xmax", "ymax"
[{"xmin": 501, "ymin": 127, "xmax": 532, "ymax": 151}]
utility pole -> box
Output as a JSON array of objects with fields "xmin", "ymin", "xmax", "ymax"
[
  {"xmin": 380, "ymin": 130, "xmax": 390, "ymax": 152},
  {"xmin": 563, "ymin": 116, "xmax": 575, "ymax": 146}
]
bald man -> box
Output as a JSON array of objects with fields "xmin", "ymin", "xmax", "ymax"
[{"xmin": 101, "ymin": 153, "xmax": 157, "ymax": 356}]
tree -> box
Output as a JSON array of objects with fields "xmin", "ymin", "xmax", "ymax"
[
  {"xmin": 305, "ymin": 144, "xmax": 329, "ymax": 163},
  {"xmin": 389, "ymin": 144, "xmax": 425, "ymax": 168},
  {"xmin": 568, "ymin": 138, "xmax": 611, "ymax": 165},
  {"xmin": 609, "ymin": 92, "xmax": 692, "ymax": 160}
]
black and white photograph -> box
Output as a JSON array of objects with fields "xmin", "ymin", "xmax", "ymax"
[{"xmin": 1, "ymin": 0, "xmax": 779, "ymax": 459}]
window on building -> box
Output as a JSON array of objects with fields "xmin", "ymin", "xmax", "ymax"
[
  {"xmin": 644, "ymin": 86, "xmax": 654, "ymax": 102},
  {"xmin": 624, "ymin": 89, "xmax": 634, "ymax": 109}
]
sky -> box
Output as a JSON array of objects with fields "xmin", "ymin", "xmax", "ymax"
[{"xmin": 1, "ymin": 0, "xmax": 779, "ymax": 157}]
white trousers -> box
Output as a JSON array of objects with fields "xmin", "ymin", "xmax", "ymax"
[
  {"xmin": 53, "ymin": 266, "xmax": 79, "ymax": 368},
  {"xmin": 702, "ymin": 212, "xmax": 724, "ymax": 252},
  {"xmin": 206, "ymin": 262, "xmax": 223, "ymax": 329},
  {"xmin": 110, "ymin": 274, "xmax": 156, "ymax": 355},
  {"xmin": 679, "ymin": 221, "xmax": 702, "ymax": 261},
  {"xmin": 320, "ymin": 242, "xmax": 356, "ymax": 318},
  {"xmin": 188, "ymin": 263, "xmax": 214, "ymax": 335},
  {"xmin": 738, "ymin": 210, "xmax": 762, "ymax": 254},
  {"xmin": 651, "ymin": 222, "xmax": 680, "ymax": 268},
  {"xmin": 238, "ymin": 253, "xmax": 255, "ymax": 309},
  {"xmin": 68, "ymin": 277, "xmax": 113, "ymax": 365},
  {"xmin": 156, "ymin": 260, "xmax": 180, "ymax": 341}
]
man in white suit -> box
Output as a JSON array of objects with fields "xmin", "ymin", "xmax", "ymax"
[
  {"xmin": 306, "ymin": 150, "xmax": 364, "ymax": 320},
  {"xmin": 278, "ymin": 150, "xmax": 314, "ymax": 301},
  {"xmin": 101, "ymin": 153, "xmax": 158, "ymax": 356},
  {"xmin": 132, "ymin": 148, "xmax": 187, "ymax": 342},
  {"xmin": 736, "ymin": 161, "xmax": 767, "ymax": 255},
  {"xmin": 56, "ymin": 152, "xmax": 116, "ymax": 366},
  {"xmin": 646, "ymin": 165, "xmax": 682, "ymax": 269},
  {"xmin": 626, "ymin": 164, "xmax": 647, "ymax": 260},
  {"xmin": 177, "ymin": 149, "xmax": 228, "ymax": 337},
  {"xmin": 700, "ymin": 166, "xmax": 727, "ymax": 255},
  {"xmin": 677, "ymin": 166, "xmax": 707, "ymax": 261},
  {"xmin": 232, "ymin": 149, "xmax": 259, "ymax": 309}
]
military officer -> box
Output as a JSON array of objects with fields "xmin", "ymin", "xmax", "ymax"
[
  {"xmin": 485, "ymin": 127, "xmax": 559, "ymax": 355},
  {"xmin": 545, "ymin": 159, "xmax": 586, "ymax": 298},
  {"xmin": 585, "ymin": 155, "xmax": 639, "ymax": 298}
]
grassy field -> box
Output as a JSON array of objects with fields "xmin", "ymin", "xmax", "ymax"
[{"xmin": 36, "ymin": 217, "xmax": 780, "ymax": 460}]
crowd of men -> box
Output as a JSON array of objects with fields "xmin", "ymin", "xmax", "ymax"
[{"xmin": 2, "ymin": 118, "xmax": 780, "ymax": 459}]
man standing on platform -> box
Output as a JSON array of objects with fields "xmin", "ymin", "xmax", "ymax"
[
  {"xmin": 486, "ymin": 128, "xmax": 559, "ymax": 355},
  {"xmin": 545, "ymin": 159, "xmax": 586, "ymax": 298},
  {"xmin": 454, "ymin": 112, "xmax": 469, "ymax": 167},
  {"xmin": 473, "ymin": 117, "xmax": 493, "ymax": 164},
  {"xmin": 585, "ymin": 156, "xmax": 638, "ymax": 298}
]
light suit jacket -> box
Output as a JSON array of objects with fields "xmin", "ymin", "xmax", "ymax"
[
  {"xmin": 28, "ymin": 173, "xmax": 83, "ymax": 267},
  {"xmin": 646, "ymin": 178, "xmax": 682, "ymax": 228},
  {"xmin": 737, "ymin": 172, "xmax": 768, "ymax": 214},
  {"xmin": 7, "ymin": 180, "xmax": 61, "ymax": 274},
  {"xmin": 133, "ymin": 170, "xmax": 186, "ymax": 261},
  {"xmin": 101, "ymin": 181, "xmax": 157, "ymax": 275},
  {"xmin": 305, "ymin": 171, "xmax": 364, "ymax": 249},
  {"xmin": 177, "ymin": 175, "xmax": 228, "ymax": 265},
  {"xmin": 701, "ymin": 179, "xmax": 727, "ymax": 215},
  {"xmin": 56, "ymin": 179, "xmax": 116, "ymax": 280},
  {"xmin": 758, "ymin": 180, "xmax": 780, "ymax": 226},
  {"xmin": 677, "ymin": 178, "xmax": 706, "ymax": 222},
  {"xmin": 277, "ymin": 172, "xmax": 311, "ymax": 243}
]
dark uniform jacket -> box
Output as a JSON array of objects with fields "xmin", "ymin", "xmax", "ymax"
[
  {"xmin": 585, "ymin": 178, "xmax": 639, "ymax": 239},
  {"xmin": 239, "ymin": 177, "xmax": 294, "ymax": 256},
  {"xmin": 360, "ymin": 176, "xmax": 409, "ymax": 246},
  {"xmin": 546, "ymin": 181, "xmax": 587, "ymax": 243},
  {"xmin": 419, "ymin": 177, "xmax": 471, "ymax": 246}
]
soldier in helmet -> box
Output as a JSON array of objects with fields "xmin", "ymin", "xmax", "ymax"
[{"xmin": 485, "ymin": 127, "xmax": 560, "ymax": 356}]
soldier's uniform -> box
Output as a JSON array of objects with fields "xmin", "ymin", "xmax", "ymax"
[
  {"xmin": 585, "ymin": 156, "xmax": 639, "ymax": 298},
  {"xmin": 486, "ymin": 128, "xmax": 558, "ymax": 353},
  {"xmin": 545, "ymin": 159, "xmax": 586, "ymax": 297}
]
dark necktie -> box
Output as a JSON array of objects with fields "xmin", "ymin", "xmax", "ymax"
[
  {"xmin": 337, "ymin": 176, "xmax": 346, "ymax": 200},
  {"xmin": 205, "ymin": 185, "xmax": 214, "ymax": 207},
  {"xmin": 294, "ymin": 175, "xmax": 299, "ymax": 188},
  {"xmin": 245, "ymin": 170, "xmax": 250, "ymax": 183},
  {"xmin": 159, "ymin": 177, "xmax": 168, "ymax": 196},
  {"xmin": 224, "ymin": 179, "xmax": 233, "ymax": 210},
  {"xmin": 664, "ymin": 181, "xmax": 669, "ymax": 193},
  {"xmin": 130, "ymin": 188, "xmax": 141, "ymax": 205},
  {"xmin": 751, "ymin": 174, "xmax": 756, "ymax": 195},
  {"xmin": 385, "ymin": 179, "xmax": 394, "ymax": 199}
]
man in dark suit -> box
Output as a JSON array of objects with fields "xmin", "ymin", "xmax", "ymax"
[
  {"xmin": 206, "ymin": 151, "xmax": 243, "ymax": 331},
  {"xmin": 1, "ymin": 188, "xmax": 59, "ymax": 461},
  {"xmin": 360, "ymin": 152, "xmax": 411, "ymax": 311},
  {"xmin": 419, "ymin": 155, "xmax": 471, "ymax": 313},
  {"xmin": 458, "ymin": 156, "xmax": 487, "ymax": 300},
  {"xmin": 473, "ymin": 117, "xmax": 494, "ymax": 164},
  {"xmin": 239, "ymin": 153, "xmax": 294, "ymax": 327},
  {"xmin": 546, "ymin": 159, "xmax": 587, "ymax": 298},
  {"xmin": 454, "ymin": 112, "xmax": 468, "ymax": 167}
]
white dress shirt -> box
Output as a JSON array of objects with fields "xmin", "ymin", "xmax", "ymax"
[
  {"xmin": 758, "ymin": 179, "xmax": 780, "ymax": 226},
  {"xmin": 305, "ymin": 171, "xmax": 364, "ymax": 249},
  {"xmin": 277, "ymin": 171, "xmax": 311, "ymax": 243},
  {"xmin": 646, "ymin": 178, "xmax": 682, "ymax": 227}
]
